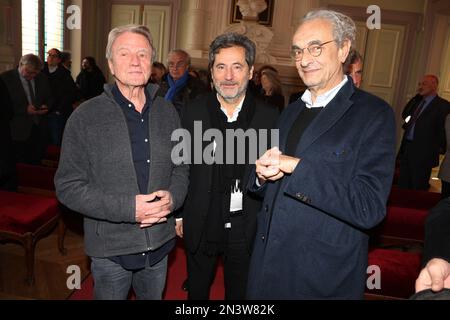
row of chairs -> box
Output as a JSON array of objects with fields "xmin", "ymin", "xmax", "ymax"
[{"xmin": 365, "ymin": 187, "xmax": 441, "ymax": 299}]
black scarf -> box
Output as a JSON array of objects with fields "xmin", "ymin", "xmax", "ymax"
[{"xmin": 202, "ymin": 93, "xmax": 256, "ymax": 255}]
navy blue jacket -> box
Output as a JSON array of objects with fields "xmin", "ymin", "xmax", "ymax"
[{"xmin": 246, "ymin": 78, "xmax": 396, "ymax": 299}]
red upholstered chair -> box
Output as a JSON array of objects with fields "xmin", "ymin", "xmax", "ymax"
[
  {"xmin": 365, "ymin": 248, "xmax": 421, "ymax": 299},
  {"xmin": 387, "ymin": 187, "xmax": 441, "ymax": 210},
  {"xmin": 371, "ymin": 187, "xmax": 439, "ymax": 249},
  {"xmin": 15, "ymin": 163, "xmax": 67, "ymax": 253},
  {"xmin": 374, "ymin": 206, "xmax": 428, "ymax": 248},
  {"xmin": 0, "ymin": 191, "xmax": 65, "ymax": 284},
  {"xmin": 16, "ymin": 163, "xmax": 57, "ymax": 197}
]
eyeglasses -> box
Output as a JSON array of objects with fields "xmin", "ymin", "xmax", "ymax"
[
  {"xmin": 290, "ymin": 40, "xmax": 335, "ymax": 61},
  {"xmin": 167, "ymin": 62, "xmax": 186, "ymax": 69},
  {"xmin": 47, "ymin": 53, "xmax": 59, "ymax": 58}
]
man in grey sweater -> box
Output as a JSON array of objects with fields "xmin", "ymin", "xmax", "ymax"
[{"xmin": 54, "ymin": 25, "xmax": 189, "ymax": 300}]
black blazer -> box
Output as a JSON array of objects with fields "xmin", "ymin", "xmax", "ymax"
[
  {"xmin": 401, "ymin": 95, "xmax": 450, "ymax": 167},
  {"xmin": 0, "ymin": 69, "xmax": 52, "ymax": 141},
  {"xmin": 0, "ymin": 78, "xmax": 14, "ymax": 179},
  {"xmin": 423, "ymin": 197, "xmax": 450, "ymax": 266},
  {"xmin": 181, "ymin": 91, "xmax": 279, "ymax": 254}
]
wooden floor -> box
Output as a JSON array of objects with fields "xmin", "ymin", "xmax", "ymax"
[{"xmin": 0, "ymin": 222, "xmax": 89, "ymax": 300}]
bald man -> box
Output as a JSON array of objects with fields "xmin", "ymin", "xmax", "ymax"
[{"xmin": 399, "ymin": 75, "xmax": 450, "ymax": 190}]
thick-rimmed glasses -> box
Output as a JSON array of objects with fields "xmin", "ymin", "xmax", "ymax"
[{"xmin": 290, "ymin": 40, "xmax": 335, "ymax": 61}]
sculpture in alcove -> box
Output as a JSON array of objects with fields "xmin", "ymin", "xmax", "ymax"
[
  {"xmin": 236, "ymin": 0, "xmax": 267, "ymax": 20},
  {"xmin": 226, "ymin": 0, "xmax": 277, "ymax": 64}
]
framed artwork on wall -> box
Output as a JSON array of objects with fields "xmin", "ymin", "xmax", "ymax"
[{"xmin": 230, "ymin": 0, "xmax": 275, "ymax": 27}]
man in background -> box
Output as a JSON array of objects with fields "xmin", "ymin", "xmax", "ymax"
[
  {"xmin": 157, "ymin": 49, "xmax": 206, "ymax": 115},
  {"xmin": 344, "ymin": 49, "xmax": 363, "ymax": 88},
  {"xmin": 43, "ymin": 48, "xmax": 78, "ymax": 146},
  {"xmin": 1, "ymin": 54, "xmax": 52, "ymax": 165},
  {"xmin": 399, "ymin": 75, "xmax": 450, "ymax": 190}
]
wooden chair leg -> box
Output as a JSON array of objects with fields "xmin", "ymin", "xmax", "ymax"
[
  {"xmin": 58, "ymin": 217, "xmax": 67, "ymax": 255},
  {"xmin": 23, "ymin": 233, "xmax": 36, "ymax": 285}
]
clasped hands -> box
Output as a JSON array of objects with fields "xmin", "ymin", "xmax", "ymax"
[
  {"xmin": 27, "ymin": 104, "xmax": 49, "ymax": 115},
  {"xmin": 256, "ymin": 147, "xmax": 300, "ymax": 185},
  {"xmin": 135, "ymin": 190, "xmax": 173, "ymax": 228}
]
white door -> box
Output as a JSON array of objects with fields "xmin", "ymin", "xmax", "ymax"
[
  {"xmin": 360, "ymin": 23, "xmax": 405, "ymax": 107},
  {"xmin": 110, "ymin": 4, "xmax": 172, "ymax": 77},
  {"xmin": 111, "ymin": 4, "xmax": 140, "ymax": 28},
  {"xmin": 111, "ymin": 4, "xmax": 172, "ymax": 63}
]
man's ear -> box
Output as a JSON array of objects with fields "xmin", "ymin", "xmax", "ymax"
[
  {"xmin": 249, "ymin": 65, "xmax": 254, "ymax": 80},
  {"xmin": 339, "ymin": 40, "xmax": 351, "ymax": 64},
  {"xmin": 108, "ymin": 59, "xmax": 115, "ymax": 76}
]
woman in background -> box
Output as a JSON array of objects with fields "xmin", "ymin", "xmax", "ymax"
[{"xmin": 260, "ymin": 68, "xmax": 284, "ymax": 113}]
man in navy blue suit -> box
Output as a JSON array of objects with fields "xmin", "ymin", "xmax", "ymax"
[
  {"xmin": 246, "ymin": 9, "xmax": 397, "ymax": 299},
  {"xmin": 398, "ymin": 75, "xmax": 450, "ymax": 190}
]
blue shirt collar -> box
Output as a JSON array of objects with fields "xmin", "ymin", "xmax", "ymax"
[{"xmin": 111, "ymin": 84, "xmax": 151, "ymax": 113}]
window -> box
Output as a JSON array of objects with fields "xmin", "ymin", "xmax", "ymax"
[
  {"xmin": 21, "ymin": 0, "xmax": 39, "ymax": 55},
  {"xmin": 21, "ymin": 0, "xmax": 65, "ymax": 57}
]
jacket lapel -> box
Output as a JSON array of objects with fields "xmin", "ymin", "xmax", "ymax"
[
  {"xmin": 242, "ymin": 93, "xmax": 259, "ymax": 187},
  {"xmin": 417, "ymin": 95, "xmax": 438, "ymax": 120},
  {"xmin": 293, "ymin": 80, "xmax": 355, "ymax": 156},
  {"xmin": 279, "ymin": 99, "xmax": 306, "ymax": 153},
  {"xmin": 13, "ymin": 70, "xmax": 29, "ymax": 108}
]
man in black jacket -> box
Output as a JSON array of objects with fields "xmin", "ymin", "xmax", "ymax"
[
  {"xmin": 0, "ymin": 78, "xmax": 15, "ymax": 190},
  {"xmin": 43, "ymin": 48, "xmax": 79, "ymax": 146},
  {"xmin": 1, "ymin": 54, "xmax": 52, "ymax": 165},
  {"xmin": 399, "ymin": 75, "xmax": 450, "ymax": 190},
  {"xmin": 415, "ymin": 197, "xmax": 450, "ymax": 293},
  {"xmin": 177, "ymin": 33, "xmax": 278, "ymax": 300}
]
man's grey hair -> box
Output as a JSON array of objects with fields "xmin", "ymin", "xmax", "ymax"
[
  {"xmin": 302, "ymin": 9, "xmax": 356, "ymax": 47},
  {"xmin": 168, "ymin": 49, "xmax": 191, "ymax": 66},
  {"xmin": 208, "ymin": 32, "xmax": 256, "ymax": 70},
  {"xmin": 19, "ymin": 54, "xmax": 43, "ymax": 71},
  {"xmin": 105, "ymin": 24, "xmax": 156, "ymax": 62}
]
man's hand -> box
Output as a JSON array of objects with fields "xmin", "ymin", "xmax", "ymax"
[
  {"xmin": 255, "ymin": 147, "xmax": 283, "ymax": 184},
  {"xmin": 255, "ymin": 147, "xmax": 300, "ymax": 184},
  {"xmin": 175, "ymin": 219, "xmax": 183, "ymax": 238},
  {"xmin": 415, "ymin": 258, "xmax": 450, "ymax": 292},
  {"xmin": 135, "ymin": 190, "xmax": 174, "ymax": 228},
  {"xmin": 279, "ymin": 154, "xmax": 300, "ymax": 174},
  {"xmin": 27, "ymin": 104, "xmax": 49, "ymax": 115}
]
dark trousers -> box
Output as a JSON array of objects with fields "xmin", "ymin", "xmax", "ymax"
[
  {"xmin": 186, "ymin": 215, "xmax": 250, "ymax": 300},
  {"xmin": 398, "ymin": 141, "xmax": 433, "ymax": 190},
  {"xmin": 90, "ymin": 255, "xmax": 168, "ymax": 300},
  {"xmin": 47, "ymin": 112, "xmax": 67, "ymax": 146},
  {"xmin": 12, "ymin": 123, "xmax": 48, "ymax": 165}
]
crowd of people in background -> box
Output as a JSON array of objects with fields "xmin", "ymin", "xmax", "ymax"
[{"xmin": 0, "ymin": 49, "xmax": 108, "ymax": 191}]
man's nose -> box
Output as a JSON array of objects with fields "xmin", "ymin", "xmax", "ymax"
[
  {"xmin": 130, "ymin": 53, "xmax": 140, "ymax": 65},
  {"xmin": 224, "ymin": 67, "xmax": 234, "ymax": 80},
  {"xmin": 299, "ymin": 50, "xmax": 314, "ymax": 67}
]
